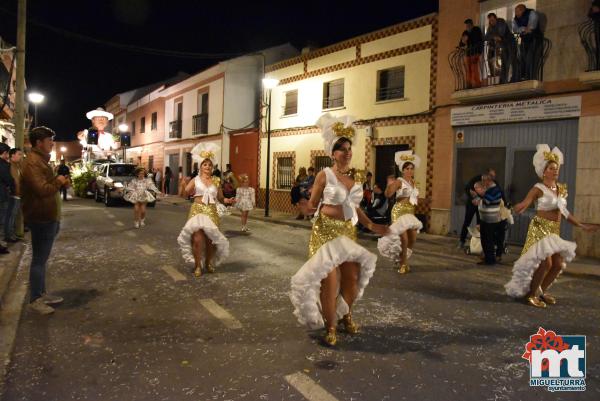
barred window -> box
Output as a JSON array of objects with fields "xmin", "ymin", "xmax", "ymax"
[
  {"xmin": 276, "ymin": 157, "xmax": 293, "ymax": 189},
  {"xmin": 377, "ymin": 67, "xmax": 405, "ymax": 101},
  {"xmin": 284, "ymin": 90, "xmax": 298, "ymax": 115},
  {"xmin": 314, "ymin": 155, "xmax": 333, "ymax": 172},
  {"xmin": 323, "ymin": 79, "xmax": 344, "ymax": 109},
  {"xmin": 140, "ymin": 117, "xmax": 146, "ymax": 133}
]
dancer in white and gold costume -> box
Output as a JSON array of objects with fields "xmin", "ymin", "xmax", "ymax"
[
  {"xmin": 177, "ymin": 143, "xmax": 234, "ymax": 277},
  {"xmin": 505, "ymin": 144, "xmax": 598, "ymax": 307},
  {"xmin": 290, "ymin": 114, "xmax": 389, "ymax": 347},
  {"xmin": 378, "ymin": 151, "xmax": 423, "ymax": 274}
]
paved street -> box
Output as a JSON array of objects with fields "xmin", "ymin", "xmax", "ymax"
[{"xmin": 1, "ymin": 198, "xmax": 599, "ymax": 401}]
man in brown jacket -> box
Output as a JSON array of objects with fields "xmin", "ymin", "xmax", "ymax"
[{"xmin": 21, "ymin": 126, "xmax": 70, "ymax": 315}]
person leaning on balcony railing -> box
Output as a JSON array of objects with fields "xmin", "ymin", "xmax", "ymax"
[
  {"xmin": 459, "ymin": 19, "xmax": 484, "ymax": 88},
  {"xmin": 513, "ymin": 4, "xmax": 543, "ymax": 81},
  {"xmin": 485, "ymin": 13, "xmax": 518, "ymax": 84}
]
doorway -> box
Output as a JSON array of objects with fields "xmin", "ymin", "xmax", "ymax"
[
  {"xmin": 451, "ymin": 119, "xmax": 578, "ymax": 243},
  {"xmin": 374, "ymin": 144, "xmax": 410, "ymax": 189},
  {"xmin": 167, "ymin": 153, "xmax": 180, "ymax": 195},
  {"xmin": 229, "ymin": 129, "xmax": 259, "ymax": 188}
]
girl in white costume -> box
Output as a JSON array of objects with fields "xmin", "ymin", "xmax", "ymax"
[
  {"xmin": 124, "ymin": 167, "xmax": 160, "ymax": 228},
  {"xmin": 291, "ymin": 114, "xmax": 389, "ymax": 347},
  {"xmin": 505, "ymin": 144, "xmax": 598, "ymax": 307},
  {"xmin": 378, "ymin": 151, "xmax": 424, "ymax": 273},
  {"xmin": 177, "ymin": 143, "xmax": 234, "ymax": 277},
  {"xmin": 235, "ymin": 173, "xmax": 255, "ymax": 232}
]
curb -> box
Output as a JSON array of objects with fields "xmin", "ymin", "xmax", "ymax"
[{"xmin": 0, "ymin": 242, "xmax": 26, "ymax": 311}]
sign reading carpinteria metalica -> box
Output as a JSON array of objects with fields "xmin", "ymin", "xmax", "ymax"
[
  {"xmin": 451, "ymin": 96, "xmax": 582, "ymax": 126},
  {"xmin": 522, "ymin": 327, "xmax": 586, "ymax": 392}
]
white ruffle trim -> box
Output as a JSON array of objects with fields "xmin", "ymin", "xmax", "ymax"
[
  {"xmin": 290, "ymin": 236, "xmax": 377, "ymax": 329},
  {"xmin": 505, "ymin": 234, "xmax": 576, "ymax": 298},
  {"xmin": 177, "ymin": 214, "xmax": 230, "ymax": 266},
  {"xmin": 377, "ymin": 214, "xmax": 423, "ymax": 262}
]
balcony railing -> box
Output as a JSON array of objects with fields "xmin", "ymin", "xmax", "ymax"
[
  {"xmin": 192, "ymin": 113, "xmax": 208, "ymax": 135},
  {"xmin": 169, "ymin": 120, "xmax": 182, "ymax": 139},
  {"xmin": 578, "ymin": 18, "xmax": 600, "ymax": 72},
  {"xmin": 449, "ymin": 35, "xmax": 551, "ymax": 92}
]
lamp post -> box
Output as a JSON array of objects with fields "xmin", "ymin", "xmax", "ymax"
[
  {"xmin": 119, "ymin": 123, "xmax": 129, "ymax": 162},
  {"xmin": 28, "ymin": 92, "xmax": 44, "ymax": 127},
  {"xmin": 60, "ymin": 146, "xmax": 67, "ymax": 161},
  {"xmin": 262, "ymin": 78, "xmax": 279, "ymax": 217}
]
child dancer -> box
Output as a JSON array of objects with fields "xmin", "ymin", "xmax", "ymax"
[
  {"xmin": 124, "ymin": 167, "xmax": 159, "ymax": 228},
  {"xmin": 235, "ymin": 173, "xmax": 255, "ymax": 232}
]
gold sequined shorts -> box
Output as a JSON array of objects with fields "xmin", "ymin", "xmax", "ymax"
[
  {"xmin": 521, "ymin": 215, "xmax": 561, "ymax": 255},
  {"xmin": 308, "ymin": 214, "xmax": 357, "ymax": 258},
  {"xmin": 188, "ymin": 202, "xmax": 220, "ymax": 227},
  {"xmin": 392, "ymin": 201, "xmax": 416, "ymax": 223}
]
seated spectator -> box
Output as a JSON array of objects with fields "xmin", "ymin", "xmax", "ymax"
[
  {"xmin": 366, "ymin": 183, "xmax": 389, "ymax": 222},
  {"xmin": 291, "ymin": 167, "xmax": 308, "ymax": 220},
  {"xmin": 361, "ymin": 171, "xmax": 373, "ymax": 208},
  {"xmin": 222, "ymin": 177, "xmax": 236, "ymax": 200}
]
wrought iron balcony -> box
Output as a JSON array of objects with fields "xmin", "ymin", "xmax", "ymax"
[
  {"xmin": 192, "ymin": 113, "xmax": 208, "ymax": 135},
  {"xmin": 448, "ymin": 36, "xmax": 551, "ymax": 96},
  {"xmin": 578, "ymin": 18, "xmax": 600, "ymax": 72},
  {"xmin": 169, "ymin": 120, "xmax": 182, "ymax": 139}
]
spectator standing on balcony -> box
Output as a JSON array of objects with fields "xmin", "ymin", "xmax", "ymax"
[
  {"xmin": 513, "ymin": 4, "xmax": 543, "ymax": 80},
  {"xmin": 459, "ymin": 19, "xmax": 484, "ymax": 88},
  {"xmin": 485, "ymin": 13, "xmax": 517, "ymax": 84}
]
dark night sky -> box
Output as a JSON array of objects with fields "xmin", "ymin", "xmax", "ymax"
[{"xmin": 0, "ymin": 0, "xmax": 438, "ymax": 140}]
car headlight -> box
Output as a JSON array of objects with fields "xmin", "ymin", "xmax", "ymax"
[{"xmin": 114, "ymin": 182, "xmax": 124, "ymax": 188}]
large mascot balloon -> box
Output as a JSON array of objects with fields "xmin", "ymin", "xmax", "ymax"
[{"xmin": 77, "ymin": 107, "xmax": 120, "ymax": 161}]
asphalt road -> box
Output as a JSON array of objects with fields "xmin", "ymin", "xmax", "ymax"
[{"xmin": 1, "ymin": 198, "xmax": 599, "ymax": 401}]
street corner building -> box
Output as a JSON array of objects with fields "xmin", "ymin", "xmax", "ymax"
[
  {"xmin": 434, "ymin": 0, "xmax": 600, "ymax": 258},
  {"xmin": 259, "ymin": 14, "xmax": 437, "ymax": 229}
]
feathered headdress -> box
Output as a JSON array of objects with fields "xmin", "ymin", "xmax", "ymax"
[
  {"xmin": 395, "ymin": 150, "xmax": 421, "ymax": 170},
  {"xmin": 315, "ymin": 113, "xmax": 356, "ymax": 154},
  {"xmin": 533, "ymin": 144, "xmax": 563, "ymax": 178},
  {"xmin": 191, "ymin": 142, "xmax": 220, "ymax": 164}
]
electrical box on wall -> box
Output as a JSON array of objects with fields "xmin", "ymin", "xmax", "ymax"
[{"xmin": 365, "ymin": 126, "xmax": 373, "ymax": 138}]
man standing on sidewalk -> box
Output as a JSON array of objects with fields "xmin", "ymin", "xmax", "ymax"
[
  {"xmin": 5, "ymin": 148, "xmax": 23, "ymax": 243},
  {"xmin": 0, "ymin": 143, "xmax": 15, "ymax": 255},
  {"xmin": 56, "ymin": 159, "xmax": 70, "ymax": 201},
  {"xmin": 21, "ymin": 127, "xmax": 70, "ymax": 314},
  {"xmin": 474, "ymin": 174, "xmax": 504, "ymax": 265}
]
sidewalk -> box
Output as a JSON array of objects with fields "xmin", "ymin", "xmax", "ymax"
[
  {"xmin": 161, "ymin": 196, "xmax": 600, "ymax": 278},
  {"xmin": 0, "ymin": 241, "xmax": 25, "ymax": 311}
]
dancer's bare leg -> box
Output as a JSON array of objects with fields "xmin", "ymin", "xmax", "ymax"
[
  {"xmin": 399, "ymin": 231, "xmax": 410, "ymax": 273},
  {"xmin": 140, "ymin": 203, "xmax": 147, "ymax": 220},
  {"xmin": 540, "ymin": 253, "xmax": 564, "ymax": 304},
  {"xmin": 339, "ymin": 262, "xmax": 360, "ymax": 334},
  {"xmin": 526, "ymin": 257, "xmax": 551, "ymax": 307},
  {"xmin": 320, "ymin": 267, "xmax": 339, "ymax": 345},
  {"xmin": 407, "ymin": 229, "xmax": 417, "ymax": 250},
  {"xmin": 191, "ymin": 230, "xmax": 206, "ymax": 276},
  {"xmin": 205, "ymin": 238, "xmax": 216, "ymax": 272}
]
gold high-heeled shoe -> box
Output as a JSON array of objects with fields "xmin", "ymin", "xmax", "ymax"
[
  {"xmin": 526, "ymin": 295, "xmax": 547, "ymax": 308},
  {"xmin": 193, "ymin": 266, "xmax": 202, "ymax": 277},
  {"xmin": 398, "ymin": 264, "xmax": 410, "ymax": 274},
  {"xmin": 323, "ymin": 327, "xmax": 337, "ymax": 346},
  {"xmin": 339, "ymin": 313, "xmax": 359, "ymax": 334},
  {"xmin": 206, "ymin": 263, "xmax": 216, "ymax": 274},
  {"xmin": 540, "ymin": 293, "xmax": 556, "ymax": 305}
]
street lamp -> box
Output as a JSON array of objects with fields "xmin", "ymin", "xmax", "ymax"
[
  {"xmin": 28, "ymin": 92, "xmax": 45, "ymax": 127},
  {"xmin": 262, "ymin": 77, "xmax": 279, "ymax": 217},
  {"xmin": 60, "ymin": 146, "xmax": 67, "ymax": 160},
  {"xmin": 118, "ymin": 123, "xmax": 129, "ymax": 162}
]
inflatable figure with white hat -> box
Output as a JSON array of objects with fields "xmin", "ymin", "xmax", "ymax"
[{"xmin": 77, "ymin": 107, "xmax": 120, "ymax": 160}]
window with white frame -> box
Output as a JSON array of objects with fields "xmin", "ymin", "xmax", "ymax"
[
  {"xmin": 377, "ymin": 67, "xmax": 405, "ymax": 101},
  {"xmin": 283, "ymin": 90, "xmax": 298, "ymax": 116},
  {"xmin": 323, "ymin": 79, "xmax": 344, "ymax": 109}
]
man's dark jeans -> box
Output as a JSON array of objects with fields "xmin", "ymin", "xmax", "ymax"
[
  {"xmin": 29, "ymin": 221, "xmax": 60, "ymax": 302},
  {"xmin": 480, "ymin": 220, "xmax": 505, "ymax": 265},
  {"xmin": 460, "ymin": 201, "xmax": 481, "ymax": 243},
  {"xmin": 4, "ymin": 196, "xmax": 20, "ymax": 240},
  {"xmin": 0, "ymin": 200, "xmax": 7, "ymax": 241}
]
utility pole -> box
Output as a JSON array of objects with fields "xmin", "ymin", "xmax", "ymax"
[{"xmin": 14, "ymin": 0, "xmax": 27, "ymax": 149}]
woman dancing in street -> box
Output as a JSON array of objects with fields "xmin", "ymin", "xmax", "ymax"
[
  {"xmin": 235, "ymin": 173, "xmax": 255, "ymax": 232},
  {"xmin": 124, "ymin": 167, "xmax": 160, "ymax": 228},
  {"xmin": 291, "ymin": 114, "xmax": 388, "ymax": 347},
  {"xmin": 177, "ymin": 143, "xmax": 234, "ymax": 277},
  {"xmin": 378, "ymin": 151, "xmax": 423, "ymax": 273},
  {"xmin": 505, "ymin": 144, "xmax": 598, "ymax": 307}
]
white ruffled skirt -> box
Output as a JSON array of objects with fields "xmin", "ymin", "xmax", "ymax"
[
  {"xmin": 290, "ymin": 215, "xmax": 377, "ymax": 329},
  {"xmin": 177, "ymin": 203, "xmax": 229, "ymax": 266},
  {"xmin": 124, "ymin": 189, "xmax": 155, "ymax": 204},
  {"xmin": 377, "ymin": 214, "xmax": 423, "ymax": 262},
  {"xmin": 505, "ymin": 216, "xmax": 576, "ymax": 298}
]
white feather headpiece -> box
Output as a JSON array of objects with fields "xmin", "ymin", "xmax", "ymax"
[
  {"xmin": 191, "ymin": 142, "xmax": 220, "ymax": 164},
  {"xmin": 395, "ymin": 150, "xmax": 421, "ymax": 170},
  {"xmin": 532, "ymin": 144, "xmax": 563, "ymax": 178},
  {"xmin": 315, "ymin": 113, "xmax": 356, "ymax": 154}
]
